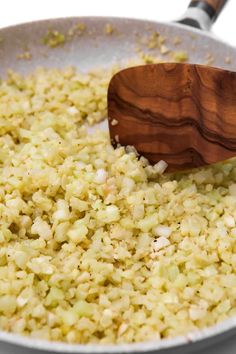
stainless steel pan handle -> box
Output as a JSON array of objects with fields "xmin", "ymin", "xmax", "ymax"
[{"xmin": 178, "ymin": 0, "xmax": 228, "ymax": 30}]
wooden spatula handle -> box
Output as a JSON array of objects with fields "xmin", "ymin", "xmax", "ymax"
[{"xmin": 189, "ymin": 0, "xmax": 228, "ymax": 20}]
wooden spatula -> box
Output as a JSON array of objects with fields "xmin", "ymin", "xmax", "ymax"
[{"xmin": 108, "ymin": 63, "xmax": 236, "ymax": 172}]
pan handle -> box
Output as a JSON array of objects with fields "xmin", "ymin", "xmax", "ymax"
[{"xmin": 178, "ymin": 0, "xmax": 228, "ymax": 30}]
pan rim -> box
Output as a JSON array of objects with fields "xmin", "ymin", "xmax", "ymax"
[
  {"xmin": 0, "ymin": 14, "xmax": 234, "ymax": 49},
  {"xmin": 0, "ymin": 315, "xmax": 235, "ymax": 352},
  {"xmin": 0, "ymin": 15, "xmax": 235, "ymax": 353}
]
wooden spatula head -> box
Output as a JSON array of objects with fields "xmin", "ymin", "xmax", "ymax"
[{"xmin": 108, "ymin": 63, "xmax": 236, "ymax": 172}]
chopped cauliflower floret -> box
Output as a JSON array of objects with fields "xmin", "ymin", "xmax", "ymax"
[{"xmin": 0, "ymin": 63, "xmax": 235, "ymax": 346}]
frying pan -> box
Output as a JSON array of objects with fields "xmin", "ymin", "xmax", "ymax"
[{"xmin": 0, "ymin": 1, "xmax": 236, "ymax": 353}]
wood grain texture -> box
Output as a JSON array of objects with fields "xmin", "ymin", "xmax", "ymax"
[
  {"xmin": 190, "ymin": 0, "xmax": 227, "ymax": 17},
  {"xmin": 108, "ymin": 63, "xmax": 236, "ymax": 172}
]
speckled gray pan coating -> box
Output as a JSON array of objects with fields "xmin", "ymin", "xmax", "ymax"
[{"xmin": 0, "ymin": 16, "xmax": 236, "ymax": 354}]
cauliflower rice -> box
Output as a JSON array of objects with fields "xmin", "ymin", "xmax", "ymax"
[{"xmin": 0, "ymin": 64, "xmax": 235, "ymax": 344}]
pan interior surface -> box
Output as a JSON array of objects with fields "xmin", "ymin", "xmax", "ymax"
[
  {"xmin": 0, "ymin": 16, "xmax": 236, "ymax": 354},
  {"xmin": 0, "ymin": 16, "xmax": 235, "ymax": 77}
]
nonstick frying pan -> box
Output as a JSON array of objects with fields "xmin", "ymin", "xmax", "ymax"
[{"xmin": 0, "ymin": 1, "xmax": 236, "ymax": 353}]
